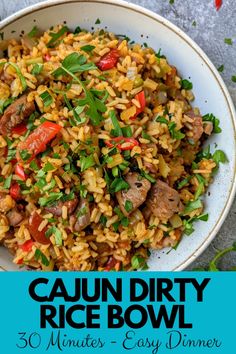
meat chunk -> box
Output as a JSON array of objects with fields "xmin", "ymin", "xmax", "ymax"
[
  {"xmin": 146, "ymin": 179, "xmax": 183, "ymax": 220},
  {"xmin": 45, "ymin": 197, "xmax": 78, "ymax": 217},
  {"xmin": 0, "ymin": 94, "xmax": 35, "ymax": 135},
  {"xmin": 70, "ymin": 198, "xmax": 91, "ymax": 232},
  {"xmin": 203, "ymin": 121, "xmax": 213, "ymax": 135},
  {"xmin": 116, "ymin": 172, "xmax": 151, "ymax": 216},
  {"xmin": 7, "ymin": 208, "xmax": 24, "ymax": 226},
  {"xmin": 0, "ymin": 192, "xmax": 15, "ymax": 213},
  {"xmin": 185, "ymin": 110, "xmax": 203, "ymax": 143}
]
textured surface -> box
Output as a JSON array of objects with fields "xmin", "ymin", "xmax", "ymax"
[{"xmin": 0, "ymin": 0, "xmax": 235, "ymax": 270}]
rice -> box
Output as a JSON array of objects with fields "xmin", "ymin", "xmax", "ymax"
[{"xmin": 0, "ymin": 24, "xmax": 223, "ymax": 271}]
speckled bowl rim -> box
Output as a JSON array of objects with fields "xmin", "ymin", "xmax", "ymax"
[{"xmin": 0, "ymin": 0, "xmax": 236, "ymax": 271}]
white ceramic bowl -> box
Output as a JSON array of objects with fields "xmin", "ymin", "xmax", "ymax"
[{"xmin": 0, "ymin": 0, "xmax": 235, "ymax": 271}]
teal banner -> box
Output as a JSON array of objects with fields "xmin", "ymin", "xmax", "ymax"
[{"xmin": 0, "ymin": 272, "xmax": 234, "ymax": 353}]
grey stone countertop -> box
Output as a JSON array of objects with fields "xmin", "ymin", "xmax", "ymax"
[{"xmin": 0, "ymin": 0, "xmax": 235, "ymax": 270}]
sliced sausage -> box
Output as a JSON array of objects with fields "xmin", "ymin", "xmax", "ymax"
[
  {"xmin": 145, "ymin": 179, "xmax": 183, "ymax": 220},
  {"xmin": 116, "ymin": 172, "xmax": 151, "ymax": 216},
  {"xmin": 185, "ymin": 110, "xmax": 203, "ymax": 143},
  {"xmin": 7, "ymin": 208, "xmax": 24, "ymax": 226},
  {"xmin": 28, "ymin": 211, "xmax": 50, "ymax": 245},
  {"xmin": 70, "ymin": 198, "xmax": 91, "ymax": 232},
  {"xmin": 45, "ymin": 197, "xmax": 78, "ymax": 217},
  {"xmin": 0, "ymin": 94, "xmax": 35, "ymax": 135}
]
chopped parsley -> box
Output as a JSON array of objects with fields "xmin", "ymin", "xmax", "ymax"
[
  {"xmin": 31, "ymin": 63, "xmax": 43, "ymax": 75},
  {"xmin": 231, "ymin": 75, "xmax": 236, "ymax": 83},
  {"xmin": 28, "ymin": 26, "xmax": 38, "ymax": 38},
  {"xmin": 140, "ymin": 170, "xmax": 156, "ymax": 183},
  {"xmin": 212, "ymin": 150, "xmax": 228, "ymax": 165},
  {"xmin": 224, "ymin": 38, "xmax": 233, "ymax": 45},
  {"xmin": 217, "ymin": 64, "xmax": 224, "ymax": 72},
  {"xmin": 124, "ymin": 200, "xmax": 133, "ymax": 213},
  {"xmin": 95, "ymin": 18, "xmax": 101, "ymax": 24},
  {"xmin": 40, "ymin": 91, "xmax": 53, "ymax": 107},
  {"xmin": 35, "ymin": 249, "xmax": 50, "ymax": 266},
  {"xmin": 38, "ymin": 192, "xmax": 63, "ymax": 207},
  {"xmin": 183, "ymin": 199, "xmax": 202, "ymax": 214},
  {"xmin": 180, "ymin": 79, "xmax": 193, "ymax": 90},
  {"xmin": 168, "ymin": 122, "xmax": 185, "ymax": 140},
  {"xmin": 155, "ymin": 48, "xmax": 166, "ymax": 59},
  {"xmin": 45, "ymin": 226, "xmax": 62, "ymax": 246},
  {"xmin": 19, "ymin": 149, "xmax": 32, "ymax": 161},
  {"xmin": 80, "ymin": 155, "xmax": 95, "ymax": 172},
  {"xmin": 131, "ymin": 254, "xmax": 148, "ymax": 270},
  {"xmin": 110, "ymin": 110, "xmax": 123, "ymax": 137},
  {"xmin": 110, "ymin": 177, "xmax": 130, "ymax": 193},
  {"xmin": 52, "ymin": 52, "xmax": 104, "ymax": 126},
  {"xmin": 47, "ymin": 26, "xmax": 68, "ymax": 47},
  {"xmin": 177, "ymin": 176, "xmax": 192, "ymax": 189},
  {"xmin": 4, "ymin": 175, "xmax": 12, "ymax": 189},
  {"xmin": 80, "ymin": 45, "xmax": 95, "ymax": 53}
]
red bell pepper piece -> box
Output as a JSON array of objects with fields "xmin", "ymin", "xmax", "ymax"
[
  {"xmin": 12, "ymin": 123, "xmax": 27, "ymax": 135},
  {"xmin": 105, "ymin": 137, "xmax": 139, "ymax": 151},
  {"xmin": 97, "ymin": 49, "xmax": 119, "ymax": 71},
  {"xmin": 44, "ymin": 54, "xmax": 51, "ymax": 61},
  {"xmin": 9, "ymin": 182, "xmax": 21, "ymax": 200},
  {"xmin": 28, "ymin": 211, "xmax": 50, "ymax": 245},
  {"xmin": 105, "ymin": 257, "xmax": 121, "ymax": 271},
  {"xmin": 20, "ymin": 239, "xmax": 34, "ymax": 252},
  {"xmin": 130, "ymin": 90, "xmax": 146, "ymax": 120},
  {"xmin": 15, "ymin": 164, "xmax": 27, "ymax": 181},
  {"xmin": 215, "ymin": 0, "xmax": 222, "ymax": 11},
  {"xmin": 16, "ymin": 121, "xmax": 62, "ymax": 162},
  {"xmin": 17, "ymin": 258, "xmax": 23, "ymax": 265}
]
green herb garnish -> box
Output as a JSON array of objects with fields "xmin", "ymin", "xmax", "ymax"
[
  {"xmin": 81, "ymin": 45, "xmax": 95, "ymax": 53},
  {"xmin": 180, "ymin": 79, "xmax": 193, "ymax": 90},
  {"xmin": 217, "ymin": 64, "xmax": 224, "ymax": 72},
  {"xmin": 80, "ymin": 155, "xmax": 95, "ymax": 172},
  {"xmin": 20, "ymin": 149, "xmax": 32, "ymax": 161},
  {"xmin": 140, "ymin": 170, "xmax": 156, "ymax": 183},
  {"xmin": 124, "ymin": 200, "xmax": 133, "ymax": 213},
  {"xmin": 183, "ymin": 199, "xmax": 202, "ymax": 214},
  {"xmin": 224, "ymin": 38, "xmax": 233, "ymax": 45},
  {"xmin": 28, "ymin": 26, "xmax": 38, "ymax": 38},
  {"xmin": 40, "ymin": 91, "xmax": 53, "ymax": 107},
  {"xmin": 131, "ymin": 254, "xmax": 148, "ymax": 270},
  {"xmin": 45, "ymin": 226, "xmax": 62, "ymax": 246},
  {"xmin": 38, "ymin": 192, "xmax": 63, "ymax": 207},
  {"xmin": 110, "ymin": 177, "xmax": 130, "ymax": 193},
  {"xmin": 35, "ymin": 249, "xmax": 50, "ymax": 266},
  {"xmin": 31, "ymin": 63, "xmax": 43, "ymax": 75},
  {"xmin": 47, "ymin": 26, "xmax": 68, "ymax": 47},
  {"xmin": 4, "ymin": 175, "xmax": 12, "ymax": 189}
]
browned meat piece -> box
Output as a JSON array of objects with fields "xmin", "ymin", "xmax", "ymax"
[
  {"xmin": 0, "ymin": 70, "xmax": 13, "ymax": 85},
  {"xmin": 116, "ymin": 172, "xmax": 151, "ymax": 216},
  {"xmin": 45, "ymin": 197, "xmax": 78, "ymax": 217},
  {"xmin": 146, "ymin": 179, "xmax": 183, "ymax": 220},
  {"xmin": 0, "ymin": 94, "xmax": 35, "ymax": 135},
  {"xmin": 7, "ymin": 208, "xmax": 24, "ymax": 226},
  {"xmin": 95, "ymin": 242, "xmax": 112, "ymax": 254},
  {"xmin": 203, "ymin": 121, "xmax": 213, "ymax": 135},
  {"xmin": 185, "ymin": 110, "xmax": 203, "ymax": 142},
  {"xmin": 70, "ymin": 198, "xmax": 91, "ymax": 232},
  {"xmin": 0, "ymin": 192, "xmax": 15, "ymax": 213}
]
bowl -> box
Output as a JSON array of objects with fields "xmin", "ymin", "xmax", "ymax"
[{"xmin": 0, "ymin": 0, "xmax": 235, "ymax": 271}]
